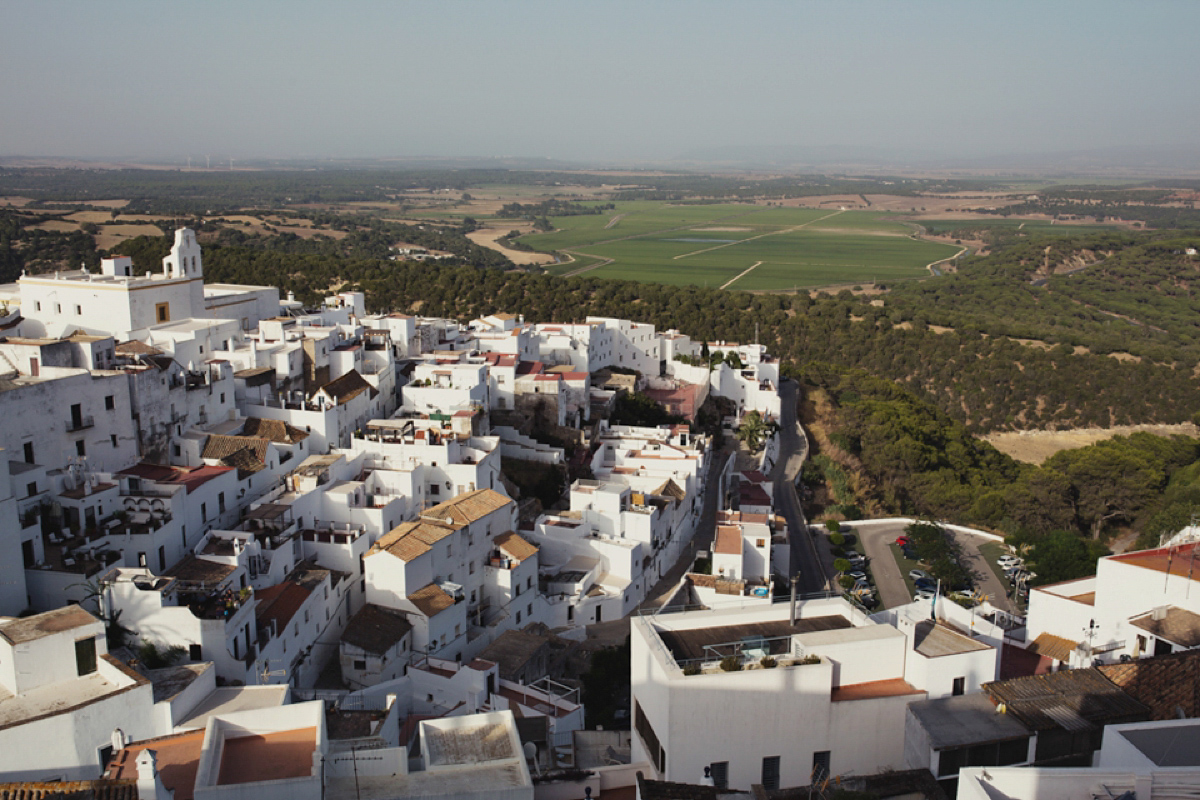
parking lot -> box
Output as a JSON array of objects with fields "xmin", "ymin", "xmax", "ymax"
[{"xmin": 839, "ymin": 519, "xmax": 1018, "ymax": 614}]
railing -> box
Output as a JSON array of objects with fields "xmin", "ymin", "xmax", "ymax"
[{"xmin": 66, "ymin": 415, "xmax": 95, "ymax": 432}]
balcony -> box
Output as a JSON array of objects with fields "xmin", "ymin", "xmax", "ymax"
[{"xmin": 66, "ymin": 415, "xmax": 95, "ymax": 432}]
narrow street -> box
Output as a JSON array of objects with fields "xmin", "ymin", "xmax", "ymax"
[{"xmin": 771, "ymin": 378, "xmax": 828, "ymax": 594}]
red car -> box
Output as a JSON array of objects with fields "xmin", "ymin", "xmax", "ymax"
[{"xmin": 895, "ymin": 536, "xmax": 911, "ymax": 547}]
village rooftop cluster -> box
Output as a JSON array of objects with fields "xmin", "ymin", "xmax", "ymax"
[{"xmin": 0, "ymin": 230, "xmax": 1199, "ymax": 799}]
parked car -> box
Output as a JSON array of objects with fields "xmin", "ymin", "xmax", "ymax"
[
  {"xmin": 909, "ymin": 569, "xmax": 932, "ymax": 584},
  {"xmin": 901, "ymin": 545, "xmax": 919, "ymax": 560},
  {"xmin": 914, "ymin": 577, "xmax": 937, "ymax": 592},
  {"xmin": 895, "ymin": 536, "xmax": 911, "ymax": 547},
  {"xmin": 997, "ymin": 554, "xmax": 1023, "ymax": 569},
  {"xmin": 848, "ymin": 570, "xmax": 870, "ymax": 583}
]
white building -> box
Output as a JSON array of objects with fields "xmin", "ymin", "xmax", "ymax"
[
  {"xmin": 1025, "ymin": 540, "xmax": 1200, "ymax": 669},
  {"xmin": 0, "ymin": 606, "xmax": 156, "ymax": 781},
  {"xmin": 631, "ymin": 597, "xmax": 997, "ymax": 791}
]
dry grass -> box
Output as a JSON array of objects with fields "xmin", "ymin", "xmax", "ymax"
[
  {"xmin": 466, "ymin": 227, "xmax": 557, "ymax": 265},
  {"xmin": 94, "ymin": 223, "xmax": 170, "ymax": 250},
  {"xmin": 986, "ymin": 423, "xmax": 1200, "ymax": 465}
]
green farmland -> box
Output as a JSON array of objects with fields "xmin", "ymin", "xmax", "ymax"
[{"xmin": 517, "ymin": 202, "xmax": 962, "ymax": 290}]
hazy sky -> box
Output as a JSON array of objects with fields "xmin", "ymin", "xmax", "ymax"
[{"xmin": 2, "ymin": 0, "xmax": 1198, "ymax": 165}]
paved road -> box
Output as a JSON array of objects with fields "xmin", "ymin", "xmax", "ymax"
[
  {"xmin": 850, "ymin": 520, "xmax": 1016, "ymax": 613},
  {"xmin": 771, "ymin": 379, "xmax": 828, "ymax": 594}
]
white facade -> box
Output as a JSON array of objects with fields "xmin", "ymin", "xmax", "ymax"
[{"xmin": 0, "ymin": 606, "xmax": 157, "ymax": 781}]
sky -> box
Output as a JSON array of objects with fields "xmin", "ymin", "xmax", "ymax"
[{"xmin": 2, "ymin": 0, "xmax": 1198, "ymax": 167}]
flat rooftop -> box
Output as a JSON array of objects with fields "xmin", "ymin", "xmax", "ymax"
[
  {"xmin": 175, "ymin": 686, "xmax": 290, "ymax": 732},
  {"xmin": 1120, "ymin": 722, "xmax": 1200, "ymax": 767},
  {"xmin": 107, "ymin": 730, "xmax": 205, "ymax": 800},
  {"xmin": 655, "ymin": 615, "xmax": 853, "ymax": 664},
  {"xmin": 217, "ymin": 727, "xmax": 317, "ymax": 785},
  {"xmin": 425, "ymin": 720, "xmax": 516, "ymax": 765},
  {"xmin": 909, "ymin": 692, "xmax": 1031, "ymax": 750}
]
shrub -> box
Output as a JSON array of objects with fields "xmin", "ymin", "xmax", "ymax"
[
  {"xmin": 682, "ymin": 663, "xmax": 701, "ymax": 676},
  {"xmin": 798, "ymin": 654, "xmax": 821, "ymax": 665},
  {"xmin": 833, "ymin": 558, "xmax": 851, "ymax": 574},
  {"xmin": 825, "ymin": 519, "xmax": 842, "ymax": 534},
  {"xmin": 830, "ymin": 532, "xmax": 845, "ymax": 547},
  {"xmin": 719, "ymin": 656, "xmax": 743, "ymax": 672},
  {"xmin": 837, "ymin": 575, "xmax": 856, "ymax": 589},
  {"xmin": 760, "ymin": 656, "xmax": 777, "ymax": 668}
]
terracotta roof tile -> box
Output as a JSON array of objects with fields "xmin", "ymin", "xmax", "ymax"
[
  {"xmin": 341, "ymin": 604, "xmax": 413, "ymax": 655},
  {"xmin": 1026, "ymin": 632, "xmax": 1078, "ymax": 663},
  {"xmin": 319, "ymin": 369, "xmax": 378, "ymax": 405},
  {"xmin": 494, "ymin": 531, "xmax": 538, "ymax": 563},
  {"xmin": 1098, "ymin": 649, "xmax": 1200, "ymax": 720},
  {"xmin": 241, "ymin": 417, "xmax": 309, "ymax": 444},
  {"xmin": 0, "ymin": 781, "xmax": 137, "ymax": 800},
  {"xmin": 408, "ymin": 583, "xmax": 456, "ymax": 617}
]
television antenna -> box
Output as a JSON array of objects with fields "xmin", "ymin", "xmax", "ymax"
[{"xmin": 259, "ymin": 658, "xmax": 287, "ymax": 684}]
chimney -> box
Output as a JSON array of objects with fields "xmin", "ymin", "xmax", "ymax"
[{"xmin": 135, "ymin": 749, "xmax": 173, "ymax": 800}]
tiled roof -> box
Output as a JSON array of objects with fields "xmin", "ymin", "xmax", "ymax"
[
  {"xmin": 713, "ymin": 525, "xmax": 742, "ymax": 555},
  {"xmin": 983, "ymin": 667, "xmax": 1148, "ymax": 732},
  {"xmin": 653, "ymin": 478, "xmax": 686, "ymax": 500},
  {"xmin": 1026, "ymin": 632, "xmax": 1079, "ymax": 663},
  {"xmin": 203, "ymin": 434, "xmax": 269, "ymax": 464},
  {"xmin": 341, "ymin": 604, "xmax": 413, "ymax": 655},
  {"xmin": 0, "ymin": 781, "xmax": 137, "ymax": 800},
  {"xmin": 241, "ymin": 417, "xmax": 309, "ymax": 444},
  {"xmin": 114, "ymin": 340, "xmax": 162, "ymax": 356},
  {"xmin": 117, "ymin": 463, "xmax": 233, "ymax": 494},
  {"xmin": 256, "ymin": 564, "xmax": 327, "ymax": 633},
  {"xmin": 216, "ymin": 447, "xmax": 265, "ymax": 478},
  {"xmin": 1108, "ymin": 541, "xmax": 1200, "ymax": 583},
  {"xmin": 319, "ymin": 369, "xmax": 378, "ymax": 405},
  {"xmin": 423, "ymin": 488, "xmax": 513, "ymax": 527},
  {"xmin": 372, "ymin": 523, "xmax": 437, "ymax": 561},
  {"xmin": 408, "ymin": 583, "xmax": 456, "ymax": 618},
  {"xmin": 1099, "ymin": 650, "xmax": 1200, "ymax": 721},
  {"xmin": 494, "ymin": 531, "xmax": 538, "ymax": 563},
  {"xmin": 163, "ymin": 555, "xmax": 236, "ymax": 586},
  {"xmin": 105, "ymin": 730, "xmax": 206, "ymax": 800},
  {"xmin": 1129, "ymin": 606, "xmax": 1200, "ymax": 647}
]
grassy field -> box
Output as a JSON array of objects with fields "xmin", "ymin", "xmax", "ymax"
[
  {"xmin": 517, "ymin": 202, "xmax": 961, "ymax": 290},
  {"xmin": 920, "ymin": 219, "xmax": 1123, "ymax": 236}
]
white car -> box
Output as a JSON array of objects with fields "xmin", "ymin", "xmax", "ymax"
[
  {"xmin": 914, "ymin": 589, "xmax": 936, "ymax": 602},
  {"xmin": 997, "ymin": 554, "xmax": 1023, "ymax": 569}
]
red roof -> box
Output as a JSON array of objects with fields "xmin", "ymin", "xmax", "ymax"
[
  {"xmin": 516, "ymin": 360, "xmax": 544, "ymax": 376},
  {"xmin": 118, "ymin": 463, "xmax": 233, "ymax": 493},
  {"xmin": 255, "ymin": 581, "xmax": 312, "ymax": 632}
]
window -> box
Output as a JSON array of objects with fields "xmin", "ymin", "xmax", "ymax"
[
  {"xmin": 762, "ymin": 756, "xmax": 781, "ymax": 790},
  {"xmin": 75, "ymin": 304, "xmax": 82, "ymax": 315},
  {"xmin": 189, "ymin": 644, "xmax": 202, "ymax": 661},
  {"xmin": 111, "ymin": 434, "xmax": 118, "ymax": 448},
  {"xmin": 76, "ymin": 440, "xmax": 86, "ymax": 457},
  {"xmin": 156, "ymin": 302, "xmax": 170, "ymax": 323},
  {"xmin": 430, "ymin": 484, "xmax": 439, "ymax": 496},
  {"xmin": 201, "ymin": 503, "xmax": 207, "ymax": 522},
  {"xmin": 527, "ymin": 603, "xmax": 532, "ymax": 616},
  {"xmin": 218, "ymin": 493, "xmax": 226, "ymax": 513},
  {"xmin": 26, "ymin": 481, "xmax": 37, "ymax": 498},
  {"xmin": 34, "ymin": 301, "xmax": 40, "ymax": 312},
  {"xmin": 515, "ymin": 611, "xmax": 521, "ymax": 623},
  {"xmin": 812, "ymin": 751, "xmax": 831, "ymax": 785},
  {"xmin": 75, "ymin": 637, "xmax": 97, "ymax": 676},
  {"xmin": 158, "ymin": 546, "xmax": 166, "ymax": 572},
  {"xmin": 105, "ymin": 395, "xmax": 115, "ymax": 410},
  {"xmin": 23, "ymin": 442, "xmax": 33, "ymax": 464},
  {"xmin": 953, "ymin": 676, "xmax": 965, "ymax": 696},
  {"xmin": 354, "ymin": 659, "xmax": 366, "ymax": 670},
  {"xmin": 710, "ymin": 762, "xmax": 729, "ymax": 789},
  {"xmin": 98, "ymin": 745, "xmax": 114, "ymax": 770},
  {"xmin": 527, "ymin": 576, "xmax": 532, "ymax": 590},
  {"xmin": 220, "ymin": 392, "xmax": 225, "ymax": 403}
]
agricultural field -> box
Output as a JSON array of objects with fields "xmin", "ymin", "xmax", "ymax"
[{"xmin": 518, "ymin": 202, "xmax": 962, "ymax": 289}]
